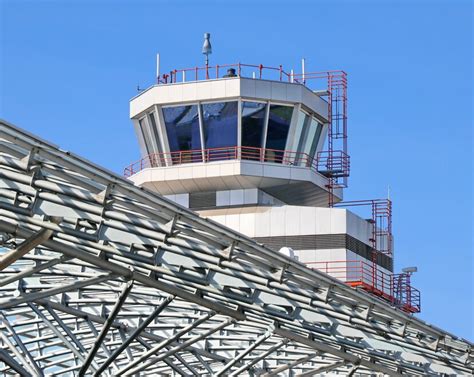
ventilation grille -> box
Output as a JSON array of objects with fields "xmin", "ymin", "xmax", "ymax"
[
  {"xmin": 253, "ymin": 234, "xmax": 393, "ymax": 271},
  {"xmin": 189, "ymin": 192, "xmax": 216, "ymax": 209}
]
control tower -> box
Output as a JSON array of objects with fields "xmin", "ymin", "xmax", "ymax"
[{"xmin": 125, "ymin": 42, "xmax": 419, "ymax": 312}]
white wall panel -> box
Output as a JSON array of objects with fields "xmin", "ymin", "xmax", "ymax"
[
  {"xmin": 243, "ymin": 188, "xmax": 258, "ymax": 204},
  {"xmin": 230, "ymin": 189, "xmax": 244, "ymax": 206}
]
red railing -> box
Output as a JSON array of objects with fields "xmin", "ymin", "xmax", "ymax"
[
  {"xmin": 161, "ymin": 63, "xmax": 293, "ymax": 85},
  {"xmin": 306, "ymin": 260, "xmax": 420, "ymax": 313},
  {"xmin": 124, "ymin": 146, "xmax": 326, "ymax": 178},
  {"xmin": 315, "ymin": 150, "xmax": 350, "ymax": 179},
  {"xmin": 392, "ymin": 273, "xmax": 421, "ymax": 313},
  {"xmin": 157, "ymin": 63, "xmax": 347, "ymax": 97}
]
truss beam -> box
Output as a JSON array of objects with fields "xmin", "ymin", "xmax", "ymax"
[
  {"xmin": 215, "ymin": 328, "xmax": 273, "ymax": 376},
  {"xmin": 0, "ymin": 120, "xmax": 472, "ymax": 376},
  {"xmin": 116, "ymin": 311, "xmax": 216, "ymax": 375},
  {"xmin": 120, "ymin": 318, "xmax": 235, "ymax": 376},
  {"xmin": 275, "ymin": 327, "xmax": 403, "ymax": 377},
  {"xmin": 0, "ymin": 347, "xmax": 33, "ymax": 376},
  {"xmin": 262, "ymin": 352, "xmax": 320, "ymax": 376},
  {"xmin": 94, "ymin": 294, "xmax": 174, "ymax": 375},
  {"xmin": 228, "ymin": 339, "xmax": 288, "ymax": 377},
  {"xmin": 0, "ymin": 227, "xmax": 54, "ymax": 271},
  {"xmin": 296, "ymin": 360, "xmax": 348, "ymax": 376},
  {"xmin": 79, "ymin": 280, "xmax": 133, "ymax": 376}
]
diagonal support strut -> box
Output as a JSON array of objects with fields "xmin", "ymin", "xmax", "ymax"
[{"xmin": 78, "ymin": 280, "xmax": 134, "ymax": 376}]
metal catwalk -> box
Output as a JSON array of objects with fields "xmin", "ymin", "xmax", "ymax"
[{"xmin": 0, "ymin": 119, "xmax": 472, "ymax": 376}]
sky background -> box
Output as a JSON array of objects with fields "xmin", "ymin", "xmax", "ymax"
[{"xmin": 1, "ymin": 0, "xmax": 472, "ymax": 339}]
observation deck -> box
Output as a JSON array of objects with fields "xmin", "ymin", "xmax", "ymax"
[{"xmin": 127, "ymin": 63, "xmax": 349, "ymax": 206}]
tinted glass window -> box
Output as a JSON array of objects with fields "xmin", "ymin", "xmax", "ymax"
[
  {"xmin": 241, "ymin": 102, "xmax": 267, "ymax": 161},
  {"xmin": 202, "ymin": 101, "xmax": 238, "ymax": 150},
  {"xmin": 265, "ymin": 105, "xmax": 293, "ymax": 162},
  {"xmin": 163, "ymin": 105, "xmax": 201, "ymax": 152},
  {"xmin": 241, "ymin": 102, "xmax": 266, "ymax": 148}
]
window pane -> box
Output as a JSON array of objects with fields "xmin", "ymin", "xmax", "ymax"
[
  {"xmin": 202, "ymin": 101, "xmax": 238, "ymax": 160},
  {"xmin": 148, "ymin": 112, "xmax": 162, "ymax": 153},
  {"xmin": 163, "ymin": 105, "xmax": 202, "ymax": 163},
  {"xmin": 288, "ymin": 111, "xmax": 310, "ymax": 152},
  {"xmin": 309, "ymin": 118, "xmax": 323, "ymax": 159},
  {"xmin": 242, "ymin": 102, "xmax": 266, "ymax": 147},
  {"xmin": 301, "ymin": 117, "xmax": 322, "ymax": 160},
  {"xmin": 138, "ymin": 117, "xmax": 152, "ymax": 155},
  {"xmin": 265, "ymin": 104, "xmax": 293, "ymax": 163},
  {"xmin": 241, "ymin": 102, "xmax": 266, "ymax": 161}
]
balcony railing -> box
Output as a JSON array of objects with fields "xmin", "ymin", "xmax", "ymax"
[
  {"xmin": 156, "ymin": 62, "xmax": 346, "ymax": 93},
  {"xmin": 124, "ymin": 146, "xmax": 350, "ymax": 178},
  {"xmin": 306, "ymin": 260, "xmax": 421, "ymax": 313}
]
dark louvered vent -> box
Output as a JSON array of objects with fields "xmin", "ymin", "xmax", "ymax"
[
  {"xmin": 252, "ymin": 234, "xmax": 393, "ymax": 271},
  {"xmin": 189, "ymin": 192, "xmax": 216, "ymax": 209}
]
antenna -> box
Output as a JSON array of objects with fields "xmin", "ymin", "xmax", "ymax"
[
  {"xmin": 156, "ymin": 53, "xmax": 160, "ymax": 83},
  {"xmin": 301, "ymin": 58, "xmax": 306, "ymax": 84},
  {"xmin": 202, "ymin": 32, "xmax": 212, "ymax": 79}
]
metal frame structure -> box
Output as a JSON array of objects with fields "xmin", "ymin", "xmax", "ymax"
[
  {"xmin": 124, "ymin": 146, "xmax": 327, "ymax": 178},
  {"xmin": 305, "ymin": 260, "xmax": 421, "ymax": 314},
  {"xmin": 0, "ymin": 119, "xmax": 472, "ymax": 376}
]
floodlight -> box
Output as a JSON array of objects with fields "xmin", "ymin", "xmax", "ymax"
[{"xmin": 402, "ymin": 266, "xmax": 418, "ymax": 274}]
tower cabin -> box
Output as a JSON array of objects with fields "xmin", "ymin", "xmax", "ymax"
[{"xmin": 125, "ymin": 61, "xmax": 419, "ymax": 313}]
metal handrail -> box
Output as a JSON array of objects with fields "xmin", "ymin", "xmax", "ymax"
[
  {"xmin": 123, "ymin": 146, "xmax": 325, "ymax": 177},
  {"xmin": 157, "ymin": 62, "xmax": 346, "ymax": 90},
  {"xmin": 306, "ymin": 260, "xmax": 420, "ymax": 313}
]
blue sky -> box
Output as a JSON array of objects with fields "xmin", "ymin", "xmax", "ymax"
[{"xmin": 1, "ymin": 0, "xmax": 472, "ymax": 339}]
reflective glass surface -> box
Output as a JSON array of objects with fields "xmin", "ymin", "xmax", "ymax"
[
  {"xmin": 202, "ymin": 102, "xmax": 238, "ymax": 160},
  {"xmin": 241, "ymin": 102, "xmax": 266, "ymax": 160},
  {"xmin": 301, "ymin": 117, "xmax": 323, "ymax": 160},
  {"xmin": 163, "ymin": 105, "xmax": 202, "ymax": 163},
  {"xmin": 163, "ymin": 105, "xmax": 201, "ymax": 152},
  {"xmin": 265, "ymin": 105, "xmax": 293, "ymax": 162},
  {"xmin": 290, "ymin": 111, "xmax": 310, "ymax": 164},
  {"xmin": 148, "ymin": 112, "xmax": 162, "ymax": 153},
  {"xmin": 138, "ymin": 117, "xmax": 152, "ymax": 155},
  {"xmin": 241, "ymin": 102, "xmax": 266, "ymax": 147}
]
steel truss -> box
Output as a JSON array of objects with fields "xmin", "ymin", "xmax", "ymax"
[{"xmin": 0, "ymin": 119, "xmax": 472, "ymax": 376}]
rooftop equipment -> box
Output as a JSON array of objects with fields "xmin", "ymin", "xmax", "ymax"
[{"xmin": 202, "ymin": 32, "xmax": 212, "ymax": 78}]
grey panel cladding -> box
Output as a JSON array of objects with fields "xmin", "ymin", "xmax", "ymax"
[
  {"xmin": 262, "ymin": 182, "xmax": 330, "ymax": 207},
  {"xmin": 189, "ymin": 192, "xmax": 217, "ymax": 209},
  {"xmin": 253, "ymin": 234, "xmax": 393, "ymax": 271}
]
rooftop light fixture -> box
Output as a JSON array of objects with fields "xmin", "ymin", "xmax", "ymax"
[
  {"xmin": 202, "ymin": 32, "xmax": 212, "ymax": 79},
  {"xmin": 402, "ymin": 266, "xmax": 418, "ymax": 275}
]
